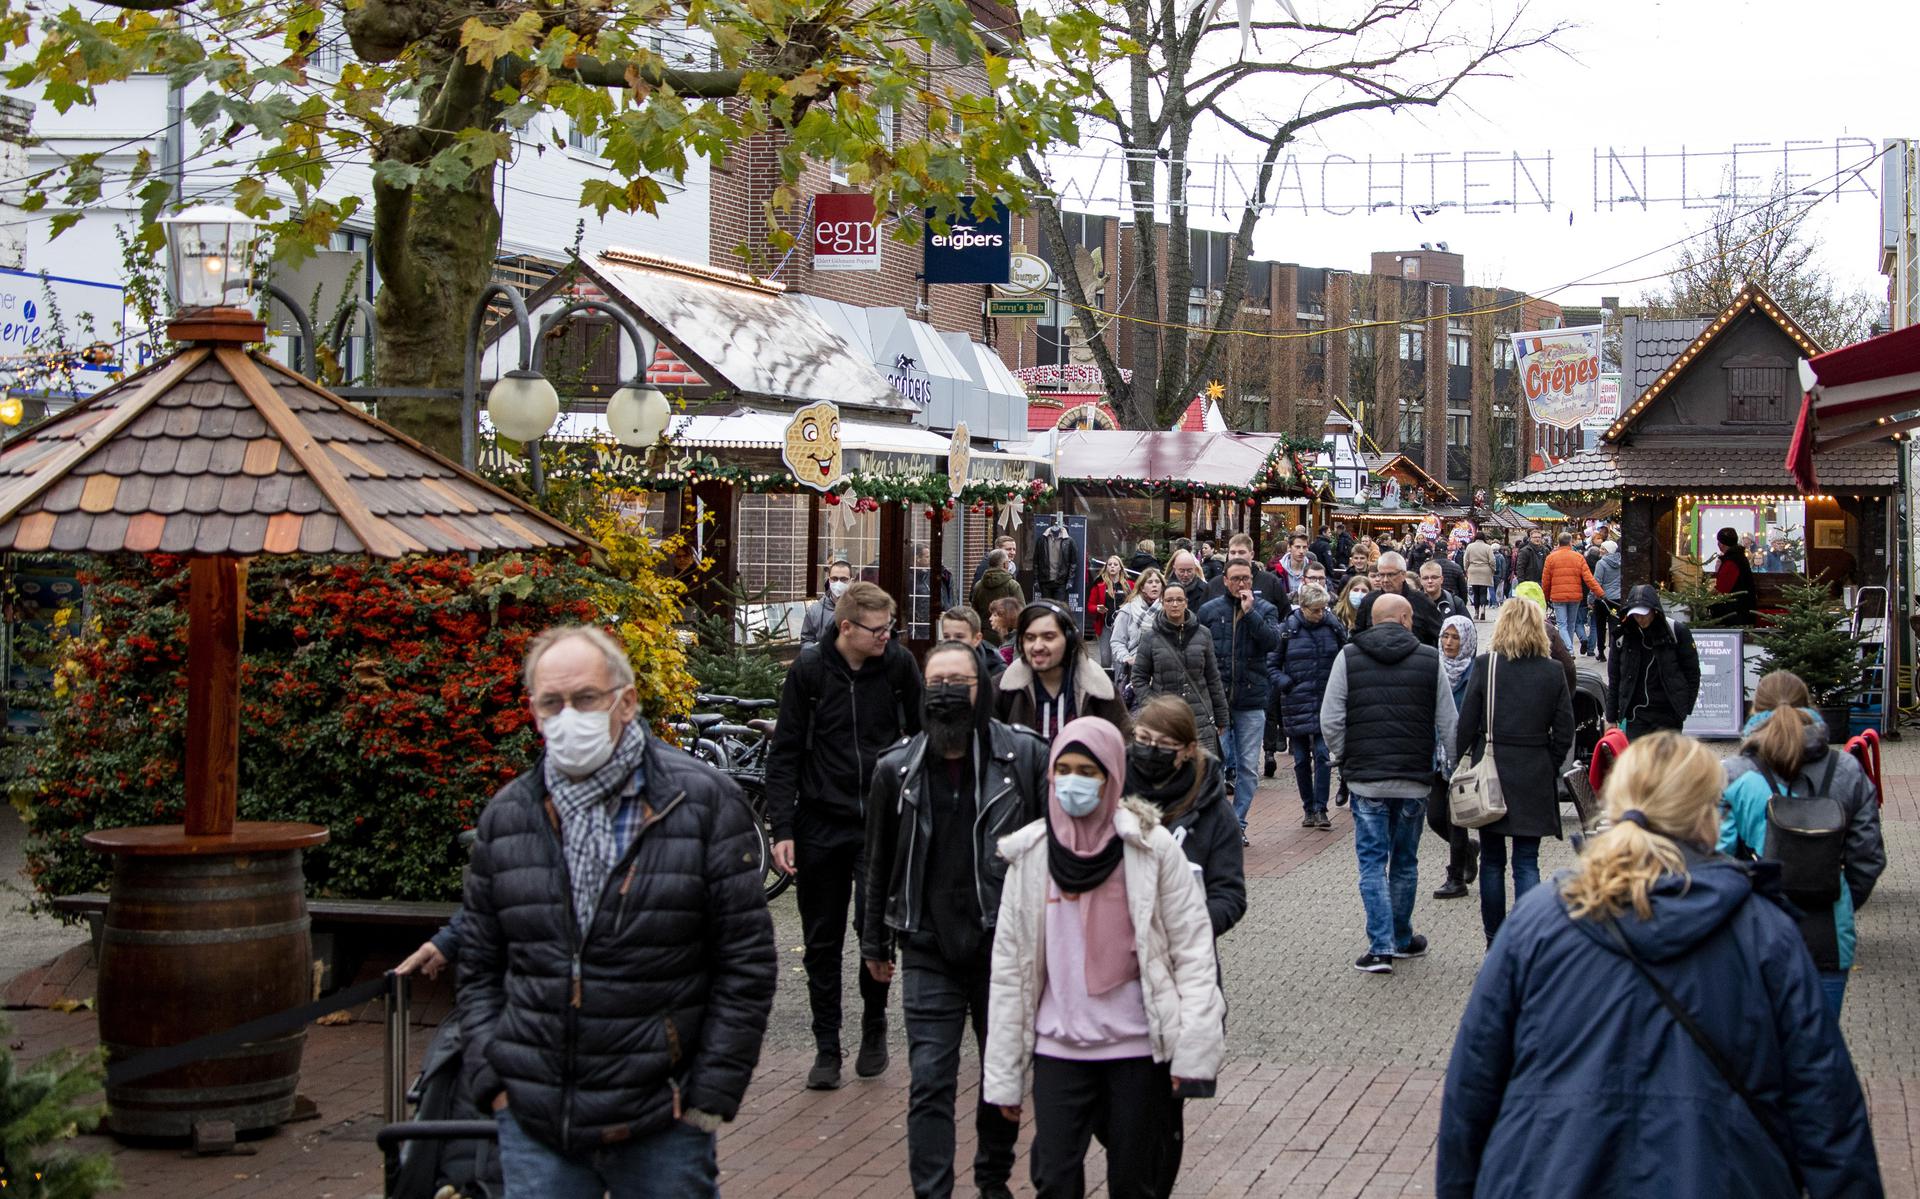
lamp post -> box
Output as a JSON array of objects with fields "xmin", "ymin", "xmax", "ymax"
[{"xmin": 528, "ymin": 298, "xmax": 669, "ymax": 450}]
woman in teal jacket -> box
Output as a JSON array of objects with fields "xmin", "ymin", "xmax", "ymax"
[{"xmin": 1720, "ymin": 670, "xmax": 1885, "ymax": 1016}]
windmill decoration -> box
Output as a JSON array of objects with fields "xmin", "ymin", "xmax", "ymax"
[{"xmin": 0, "ymin": 206, "xmax": 592, "ymax": 1140}]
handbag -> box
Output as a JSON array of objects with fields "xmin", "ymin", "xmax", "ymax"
[
  {"xmin": 1602, "ymin": 918, "xmax": 1808, "ymax": 1195},
  {"xmin": 1449, "ymin": 656, "xmax": 1508, "ymax": 829}
]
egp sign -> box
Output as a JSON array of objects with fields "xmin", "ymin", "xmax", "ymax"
[
  {"xmin": 1511, "ymin": 324, "xmax": 1603, "ymax": 430},
  {"xmin": 923, "ymin": 196, "xmax": 1011, "ymax": 285},
  {"xmin": 813, "ymin": 193, "xmax": 880, "ymax": 272}
]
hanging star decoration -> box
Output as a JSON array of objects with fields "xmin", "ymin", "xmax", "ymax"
[{"xmin": 1205, "ymin": 379, "xmax": 1226, "ymax": 401}]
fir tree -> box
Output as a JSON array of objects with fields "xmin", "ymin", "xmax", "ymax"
[
  {"xmin": 0, "ymin": 1024, "xmax": 115, "ymax": 1199},
  {"xmin": 1758, "ymin": 578, "xmax": 1863, "ymax": 705}
]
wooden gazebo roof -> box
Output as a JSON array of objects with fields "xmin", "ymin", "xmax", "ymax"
[{"xmin": 0, "ymin": 345, "xmax": 590, "ymax": 557}]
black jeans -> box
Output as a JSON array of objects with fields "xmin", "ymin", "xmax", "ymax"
[
  {"xmin": 1031, "ymin": 1055, "xmax": 1171, "ymax": 1199},
  {"xmin": 794, "ymin": 809, "xmax": 889, "ymax": 1052},
  {"xmin": 1425, "ymin": 783, "xmax": 1474, "ymax": 881},
  {"xmin": 902, "ymin": 941, "xmax": 1017, "ymax": 1198},
  {"xmin": 1589, "ymin": 601, "xmax": 1612, "ymax": 658}
]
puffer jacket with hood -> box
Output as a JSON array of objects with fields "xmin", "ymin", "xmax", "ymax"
[
  {"xmin": 1129, "ymin": 612, "xmax": 1229, "ymax": 754},
  {"xmin": 1720, "ymin": 708, "xmax": 1886, "ymax": 971},
  {"xmin": 1438, "ymin": 850, "xmax": 1879, "ymax": 1199},
  {"xmin": 1266, "ymin": 607, "xmax": 1348, "ymax": 738},
  {"xmin": 861, "ymin": 682, "xmax": 1050, "ymax": 964},
  {"xmin": 1606, "ymin": 584, "xmax": 1701, "ymax": 730},
  {"xmin": 982, "ymin": 727, "xmax": 1226, "ymax": 1108}
]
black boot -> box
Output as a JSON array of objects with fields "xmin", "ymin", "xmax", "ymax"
[
  {"xmin": 855, "ymin": 1016, "xmax": 889, "ymax": 1078},
  {"xmin": 806, "ymin": 1048, "xmax": 842, "ymax": 1090},
  {"xmin": 1263, "ymin": 752, "xmax": 1277, "ymax": 778},
  {"xmin": 1433, "ymin": 871, "xmax": 1469, "ymax": 900}
]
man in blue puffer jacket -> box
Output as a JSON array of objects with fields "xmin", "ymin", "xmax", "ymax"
[{"xmin": 1266, "ymin": 583, "xmax": 1347, "ymax": 829}]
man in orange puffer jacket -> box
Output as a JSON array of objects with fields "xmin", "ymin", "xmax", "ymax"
[{"xmin": 1540, "ymin": 532, "xmax": 1605, "ymax": 655}]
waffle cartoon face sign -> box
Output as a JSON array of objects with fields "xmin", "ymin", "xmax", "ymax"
[
  {"xmin": 783, "ymin": 402, "xmax": 842, "ymax": 491},
  {"xmin": 947, "ymin": 423, "xmax": 970, "ymax": 498}
]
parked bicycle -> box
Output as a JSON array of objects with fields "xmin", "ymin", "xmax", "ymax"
[{"xmin": 674, "ymin": 693, "xmax": 791, "ymax": 900}]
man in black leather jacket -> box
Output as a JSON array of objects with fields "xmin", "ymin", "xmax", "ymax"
[{"xmin": 861, "ymin": 640, "xmax": 1048, "ymax": 1199}]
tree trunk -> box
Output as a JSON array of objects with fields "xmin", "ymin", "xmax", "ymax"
[{"xmin": 373, "ymin": 173, "xmax": 502, "ymax": 461}]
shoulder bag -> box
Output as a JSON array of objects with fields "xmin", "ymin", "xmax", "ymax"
[
  {"xmin": 1602, "ymin": 918, "xmax": 1808, "ymax": 1195},
  {"xmin": 1449, "ymin": 656, "xmax": 1507, "ymax": 829}
]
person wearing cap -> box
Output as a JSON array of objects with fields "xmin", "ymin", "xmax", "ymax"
[
  {"xmin": 996, "ymin": 600, "xmax": 1131, "ymax": 742},
  {"xmin": 1591, "ymin": 540, "xmax": 1623, "ymax": 663},
  {"xmin": 982, "ymin": 716, "xmax": 1225, "ymax": 1198},
  {"xmin": 1607, "ymin": 584, "xmax": 1700, "ymax": 739}
]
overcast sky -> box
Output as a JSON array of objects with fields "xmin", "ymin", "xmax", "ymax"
[{"xmin": 1047, "ymin": 0, "xmax": 1908, "ymax": 312}]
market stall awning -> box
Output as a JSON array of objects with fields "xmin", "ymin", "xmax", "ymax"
[
  {"xmin": 1788, "ymin": 321, "xmax": 1920, "ymax": 491},
  {"xmin": 1054, "ymin": 429, "xmax": 1306, "ymax": 498},
  {"xmin": 589, "ymin": 250, "xmax": 911, "ymax": 413}
]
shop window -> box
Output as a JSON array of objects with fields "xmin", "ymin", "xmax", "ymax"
[
  {"xmin": 1726, "ymin": 353, "xmax": 1792, "ymax": 424},
  {"xmin": 735, "ymin": 494, "xmax": 811, "ymax": 603}
]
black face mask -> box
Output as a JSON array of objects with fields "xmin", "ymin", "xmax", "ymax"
[
  {"xmin": 1127, "ymin": 742, "xmax": 1180, "ymax": 780},
  {"xmin": 923, "ymin": 682, "xmax": 975, "ymax": 723}
]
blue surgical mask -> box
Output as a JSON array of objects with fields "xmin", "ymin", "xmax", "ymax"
[{"xmin": 1054, "ymin": 773, "xmax": 1103, "ymax": 818}]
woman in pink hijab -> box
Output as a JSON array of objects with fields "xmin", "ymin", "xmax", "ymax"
[{"xmin": 981, "ymin": 715, "xmax": 1226, "ymax": 1198}]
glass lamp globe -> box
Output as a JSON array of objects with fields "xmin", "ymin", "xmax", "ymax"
[
  {"xmin": 159, "ymin": 205, "xmax": 261, "ymax": 311},
  {"xmin": 487, "ymin": 369, "xmax": 560, "ymax": 443},
  {"xmin": 605, "ymin": 383, "xmax": 670, "ymax": 448}
]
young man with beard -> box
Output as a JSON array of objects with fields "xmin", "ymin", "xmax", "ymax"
[
  {"xmin": 863, "ymin": 642, "xmax": 1049, "ymax": 1199},
  {"xmin": 995, "ymin": 600, "xmax": 1131, "ymax": 741},
  {"xmin": 767, "ymin": 582, "xmax": 922, "ymax": 1091}
]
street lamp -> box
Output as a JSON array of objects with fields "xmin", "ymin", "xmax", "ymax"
[
  {"xmin": 160, "ymin": 205, "xmax": 260, "ymax": 311},
  {"xmin": 487, "ymin": 367, "xmax": 561, "ymax": 443},
  {"xmin": 605, "ymin": 381, "xmax": 670, "ymax": 448}
]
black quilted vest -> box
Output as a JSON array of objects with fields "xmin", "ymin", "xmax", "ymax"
[{"xmin": 1339, "ymin": 623, "xmax": 1440, "ymax": 784}]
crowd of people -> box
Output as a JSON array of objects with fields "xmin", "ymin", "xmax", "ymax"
[{"xmin": 398, "ymin": 513, "xmax": 1888, "ymax": 1197}]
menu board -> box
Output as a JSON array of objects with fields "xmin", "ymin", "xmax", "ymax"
[{"xmin": 1682, "ymin": 629, "xmax": 1746, "ymax": 739}]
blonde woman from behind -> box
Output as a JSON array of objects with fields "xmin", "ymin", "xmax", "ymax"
[{"xmin": 1438, "ymin": 732, "xmax": 1880, "ymax": 1199}]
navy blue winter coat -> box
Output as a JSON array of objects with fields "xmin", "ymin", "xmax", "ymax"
[
  {"xmin": 1265, "ymin": 609, "xmax": 1348, "ymax": 738},
  {"xmin": 1197, "ymin": 594, "xmax": 1282, "ymax": 712},
  {"xmin": 1439, "ymin": 851, "xmax": 1879, "ymax": 1199}
]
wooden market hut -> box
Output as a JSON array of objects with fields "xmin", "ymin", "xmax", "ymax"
[
  {"xmin": 1052, "ymin": 429, "xmax": 1322, "ymax": 564},
  {"xmin": 1325, "ymin": 452, "xmax": 1464, "ymax": 542},
  {"xmin": 1502, "ymin": 284, "xmax": 1897, "ymax": 603}
]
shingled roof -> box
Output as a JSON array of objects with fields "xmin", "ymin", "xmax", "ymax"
[
  {"xmin": 0, "ymin": 345, "xmax": 591, "ymax": 558},
  {"xmin": 1502, "ymin": 443, "xmax": 1897, "ymax": 498}
]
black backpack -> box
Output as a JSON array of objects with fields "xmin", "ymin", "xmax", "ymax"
[{"xmin": 1756, "ymin": 755, "xmax": 1848, "ymax": 969}]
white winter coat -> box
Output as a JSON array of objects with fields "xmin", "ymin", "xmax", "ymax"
[
  {"xmin": 982, "ymin": 797, "xmax": 1226, "ymax": 1107},
  {"xmin": 1109, "ymin": 597, "xmax": 1158, "ymax": 667}
]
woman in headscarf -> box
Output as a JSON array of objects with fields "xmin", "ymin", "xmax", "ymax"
[
  {"xmin": 984, "ymin": 716, "xmax": 1225, "ymax": 1199},
  {"xmin": 1430, "ymin": 614, "xmax": 1481, "ymax": 901}
]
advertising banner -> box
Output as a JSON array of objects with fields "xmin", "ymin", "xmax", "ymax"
[
  {"xmin": 1581, "ymin": 371, "xmax": 1621, "ymax": 434},
  {"xmin": 1682, "ymin": 629, "xmax": 1747, "ymax": 738},
  {"xmin": 0, "ymin": 267, "xmax": 129, "ymax": 398},
  {"xmin": 1511, "ymin": 323, "xmax": 1604, "ymax": 430},
  {"xmin": 813, "ymin": 193, "xmax": 881, "ymax": 272},
  {"xmin": 923, "ymin": 197, "xmax": 1011, "ymax": 285}
]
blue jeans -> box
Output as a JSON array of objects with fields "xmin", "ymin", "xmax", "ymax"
[
  {"xmin": 1290, "ymin": 734, "xmax": 1331, "ymax": 815},
  {"xmin": 1221, "ymin": 707, "xmax": 1267, "ymax": 827},
  {"xmin": 1351, "ymin": 793, "xmax": 1425, "ymax": 956},
  {"xmin": 902, "ymin": 944, "xmax": 1017, "ymax": 1198},
  {"xmin": 496, "ymin": 1107, "xmax": 719, "ymax": 1199},
  {"xmin": 1820, "ymin": 970, "xmax": 1848, "ymax": 1019},
  {"xmin": 1552, "ymin": 600, "xmax": 1587, "ymax": 652},
  {"xmin": 1479, "ymin": 835, "xmax": 1541, "ymax": 943}
]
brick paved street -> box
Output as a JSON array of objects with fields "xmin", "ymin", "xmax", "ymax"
[{"xmin": 4, "ymin": 730, "xmax": 1918, "ymax": 1196}]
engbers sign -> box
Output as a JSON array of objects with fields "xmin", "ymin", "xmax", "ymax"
[
  {"xmin": 1510, "ymin": 324, "xmax": 1604, "ymax": 430},
  {"xmin": 923, "ymin": 196, "xmax": 1011, "ymax": 285}
]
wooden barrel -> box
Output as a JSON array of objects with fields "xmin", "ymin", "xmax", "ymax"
[{"xmin": 88, "ymin": 823, "xmax": 327, "ymax": 1140}]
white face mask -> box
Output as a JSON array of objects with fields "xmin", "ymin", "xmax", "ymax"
[
  {"xmin": 829, "ymin": 579, "xmax": 849, "ymax": 598},
  {"xmin": 543, "ymin": 706, "xmax": 618, "ymax": 779},
  {"xmin": 1055, "ymin": 773, "xmax": 1103, "ymax": 818}
]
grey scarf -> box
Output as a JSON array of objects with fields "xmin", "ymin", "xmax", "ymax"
[{"xmin": 544, "ymin": 721, "xmax": 649, "ymax": 936}]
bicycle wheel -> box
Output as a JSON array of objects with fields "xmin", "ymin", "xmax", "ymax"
[{"xmin": 734, "ymin": 778, "xmax": 792, "ymax": 901}]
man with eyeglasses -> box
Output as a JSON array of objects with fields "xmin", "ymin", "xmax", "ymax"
[
  {"xmin": 767, "ymin": 581, "xmax": 922, "ymax": 1091},
  {"xmin": 862, "ymin": 640, "xmax": 1047, "ymax": 1199},
  {"xmin": 459, "ymin": 625, "xmax": 775, "ymax": 1196},
  {"xmin": 1352, "ymin": 551, "xmax": 1442, "ymax": 647}
]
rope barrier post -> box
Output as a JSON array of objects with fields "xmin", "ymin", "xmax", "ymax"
[{"xmin": 384, "ymin": 971, "xmax": 411, "ymax": 1125}]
